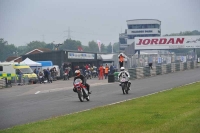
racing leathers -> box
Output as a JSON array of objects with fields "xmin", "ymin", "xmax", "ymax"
[{"xmin": 118, "ymin": 70, "xmax": 131, "ymax": 90}]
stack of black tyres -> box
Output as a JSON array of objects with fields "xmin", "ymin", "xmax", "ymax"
[
  {"xmin": 175, "ymin": 63, "xmax": 180, "ymax": 71},
  {"xmin": 183, "ymin": 62, "xmax": 187, "ymax": 70},
  {"xmin": 156, "ymin": 65, "xmax": 162, "ymax": 75},
  {"xmin": 128, "ymin": 68, "xmax": 136, "ymax": 80},
  {"xmin": 143, "ymin": 67, "xmax": 150, "ymax": 77},
  {"xmin": 108, "ymin": 74, "xmax": 115, "ymax": 83},
  {"xmin": 166, "ymin": 64, "xmax": 171, "ymax": 73},
  {"xmin": 190, "ymin": 61, "xmax": 194, "ymax": 69}
]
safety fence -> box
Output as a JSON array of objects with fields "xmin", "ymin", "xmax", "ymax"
[
  {"xmin": 127, "ymin": 52, "xmax": 197, "ymax": 68},
  {"xmin": 114, "ymin": 61, "xmax": 198, "ymax": 81}
]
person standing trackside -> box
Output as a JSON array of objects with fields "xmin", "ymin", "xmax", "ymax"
[
  {"xmin": 98, "ymin": 65, "xmax": 104, "ymax": 80},
  {"xmin": 118, "ymin": 53, "xmax": 125, "ymax": 68},
  {"xmin": 104, "ymin": 64, "xmax": 109, "ymax": 79},
  {"xmin": 148, "ymin": 55, "xmax": 153, "ymax": 70}
]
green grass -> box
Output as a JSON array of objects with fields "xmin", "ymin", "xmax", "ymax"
[{"xmin": 1, "ymin": 82, "xmax": 200, "ymax": 133}]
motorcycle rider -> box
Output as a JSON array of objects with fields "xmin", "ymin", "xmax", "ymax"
[
  {"xmin": 73, "ymin": 70, "xmax": 91, "ymax": 94},
  {"xmin": 118, "ymin": 67, "xmax": 131, "ymax": 90}
]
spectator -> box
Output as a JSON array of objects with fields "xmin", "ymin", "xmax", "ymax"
[
  {"xmin": 33, "ymin": 69, "xmax": 37, "ymax": 74},
  {"xmin": 98, "ymin": 65, "xmax": 104, "ymax": 80},
  {"xmin": 38, "ymin": 71, "xmax": 44, "ymax": 84},
  {"xmin": 109, "ymin": 64, "xmax": 114, "ymax": 74},
  {"xmin": 148, "ymin": 55, "xmax": 153, "ymax": 69},
  {"xmin": 118, "ymin": 53, "xmax": 125, "ymax": 68},
  {"xmin": 85, "ymin": 64, "xmax": 89, "ymax": 70},
  {"xmin": 104, "ymin": 64, "xmax": 109, "ymax": 79},
  {"xmin": 43, "ymin": 69, "xmax": 50, "ymax": 83}
]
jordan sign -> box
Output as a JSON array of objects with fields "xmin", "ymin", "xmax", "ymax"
[{"xmin": 135, "ymin": 36, "xmax": 200, "ymax": 50}]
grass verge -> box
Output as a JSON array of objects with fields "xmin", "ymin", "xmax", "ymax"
[{"xmin": 1, "ymin": 82, "xmax": 200, "ymax": 133}]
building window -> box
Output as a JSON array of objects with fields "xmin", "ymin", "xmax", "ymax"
[
  {"xmin": 119, "ymin": 38, "xmax": 127, "ymax": 44},
  {"xmin": 128, "ymin": 24, "xmax": 160, "ymax": 29}
]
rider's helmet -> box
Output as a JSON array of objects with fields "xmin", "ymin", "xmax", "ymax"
[
  {"xmin": 120, "ymin": 67, "xmax": 125, "ymax": 71},
  {"xmin": 75, "ymin": 70, "xmax": 81, "ymax": 77}
]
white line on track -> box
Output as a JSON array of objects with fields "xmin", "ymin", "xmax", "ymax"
[
  {"xmin": 35, "ymin": 91, "xmax": 40, "ymax": 94},
  {"xmin": 35, "ymin": 82, "xmax": 114, "ymax": 94}
]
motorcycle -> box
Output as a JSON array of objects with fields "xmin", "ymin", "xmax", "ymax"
[
  {"xmin": 85, "ymin": 70, "xmax": 91, "ymax": 79},
  {"xmin": 63, "ymin": 71, "xmax": 69, "ymax": 80},
  {"xmin": 73, "ymin": 78, "xmax": 90, "ymax": 102},
  {"xmin": 120, "ymin": 77, "xmax": 129, "ymax": 94},
  {"xmin": 88, "ymin": 70, "xmax": 92, "ymax": 79},
  {"xmin": 92, "ymin": 69, "xmax": 98, "ymax": 78}
]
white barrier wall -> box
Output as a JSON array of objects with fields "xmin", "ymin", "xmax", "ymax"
[
  {"xmin": 162, "ymin": 64, "xmax": 167, "ymax": 74},
  {"xmin": 171, "ymin": 63, "xmax": 176, "ymax": 72},
  {"xmin": 136, "ymin": 67, "xmax": 144, "ymax": 79}
]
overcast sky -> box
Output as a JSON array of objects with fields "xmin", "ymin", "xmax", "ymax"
[{"xmin": 0, "ymin": 0, "xmax": 200, "ymax": 46}]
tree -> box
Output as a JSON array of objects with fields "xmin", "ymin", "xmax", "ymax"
[
  {"xmin": 113, "ymin": 42, "xmax": 119, "ymax": 53},
  {"xmin": 107, "ymin": 43, "xmax": 112, "ymax": 53},
  {"xmin": 44, "ymin": 43, "xmax": 54, "ymax": 50},
  {"xmin": 61, "ymin": 39, "xmax": 82, "ymax": 50},
  {"xmin": 88, "ymin": 41, "xmax": 99, "ymax": 52},
  {"xmin": 0, "ymin": 38, "xmax": 18, "ymax": 61},
  {"xmin": 26, "ymin": 41, "xmax": 46, "ymax": 53},
  {"xmin": 81, "ymin": 45, "xmax": 88, "ymax": 51},
  {"xmin": 101, "ymin": 43, "xmax": 107, "ymax": 53}
]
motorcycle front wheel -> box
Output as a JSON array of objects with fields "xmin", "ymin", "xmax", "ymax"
[
  {"xmin": 77, "ymin": 90, "xmax": 84, "ymax": 102},
  {"xmin": 86, "ymin": 95, "xmax": 90, "ymax": 101}
]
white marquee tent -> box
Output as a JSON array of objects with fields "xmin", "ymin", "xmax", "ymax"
[{"xmin": 21, "ymin": 58, "xmax": 42, "ymax": 67}]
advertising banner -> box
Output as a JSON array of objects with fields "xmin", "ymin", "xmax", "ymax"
[
  {"xmin": 135, "ymin": 36, "xmax": 200, "ymax": 50},
  {"xmin": 68, "ymin": 52, "xmax": 95, "ymax": 59}
]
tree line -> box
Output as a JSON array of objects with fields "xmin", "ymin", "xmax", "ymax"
[
  {"xmin": 1, "ymin": 30, "xmax": 200, "ymax": 62},
  {"xmin": 0, "ymin": 38, "xmax": 120, "ymax": 62}
]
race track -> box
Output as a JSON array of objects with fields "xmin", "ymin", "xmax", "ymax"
[{"xmin": 0, "ymin": 68, "xmax": 200, "ymax": 129}]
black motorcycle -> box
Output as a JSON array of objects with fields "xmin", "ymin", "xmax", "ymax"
[{"xmin": 120, "ymin": 77, "xmax": 129, "ymax": 94}]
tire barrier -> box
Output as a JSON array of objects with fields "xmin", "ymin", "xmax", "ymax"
[
  {"xmin": 128, "ymin": 61, "xmax": 197, "ymax": 80},
  {"xmin": 175, "ymin": 63, "xmax": 180, "ymax": 71},
  {"xmin": 136, "ymin": 67, "xmax": 144, "ymax": 79},
  {"xmin": 143, "ymin": 67, "xmax": 150, "ymax": 77},
  {"xmin": 171, "ymin": 63, "xmax": 176, "ymax": 72},
  {"xmin": 150, "ymin": 67, "xmax": 156, "ymax": 76},
  {"xmin": 156, "ymin": 65, "xmax": 162, "ymax": 75},
  {"xmin": 183, "ymin": 62, "xmax": 187, "ymax": 70},
  {"xmin": 187, "ymin": 61, "xmax": 191, "ymax": 69},
  {"xmin": 180, "ymin": 63, "xmax": 184, "ymax": 71},
  {"xmin": 128, "ymin": 68, "xmax": 137, "ymax": 80},
  {"xmin": 162, "ymin": 64, "xmax": 167, "ymax": 74},
  {"xmin": 190, "ymin": 61, "xmax": 194, "ymax": 69},
  {"xmin": 166, "ymin": 64, "xmax": 171, "ymax": 73}
]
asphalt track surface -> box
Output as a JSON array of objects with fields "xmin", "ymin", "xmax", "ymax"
[{"xmin": 0, "ymin": 68, "xmax": 200, "ymax": 129}]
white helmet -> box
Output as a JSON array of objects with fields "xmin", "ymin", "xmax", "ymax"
[{"xmin": 120, "ymin": 67, "xmax": 125, "ymax": 71}]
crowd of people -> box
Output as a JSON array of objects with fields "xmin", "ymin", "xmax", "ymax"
[
  {"xmin": 63, "ymin": 64, "xmax": 116, "ymax": 80},
  {"xmin": 33, "ymin": 67, "xmax": 58, "ymax": 84}
]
